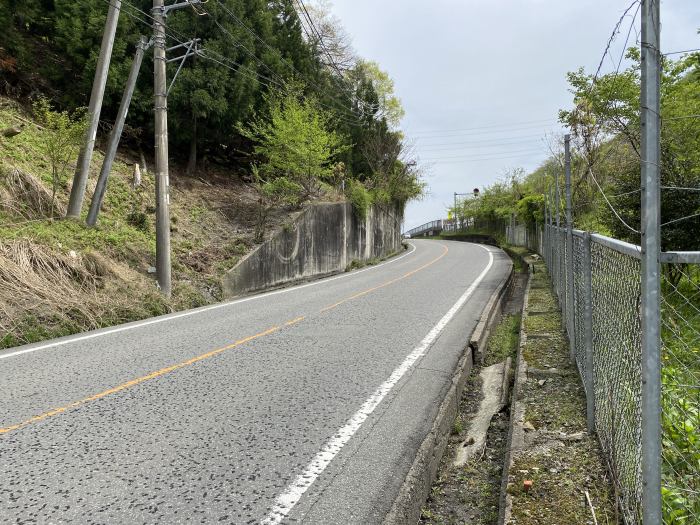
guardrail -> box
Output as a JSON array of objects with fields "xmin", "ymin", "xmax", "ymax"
[{"xmin": 404, "ymin": 220, "xmax": 443, "ymax": 238}]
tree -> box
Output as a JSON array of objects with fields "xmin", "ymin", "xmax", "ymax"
[
  {"xmin": 350, "ymin": 60, "xmax": 405, "ymax": 128},
  {"xmin": 560, "ymin": 50, "xmax": 700, "ymax": 250},
  {"xmin": 33, "ymin": 97, "xmax": 88, "ymax": 218},
  {"xmin": 240, "ymin": 88, "xmax": 349, "ymax": 199}
]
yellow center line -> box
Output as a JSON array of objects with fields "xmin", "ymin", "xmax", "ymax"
[
  {"xmin": 1, "ymin": 243, "xmax": 449, "ymax": 436},
  {"xmin": 0, "ymin": 323, "xmax": 295, "ymax": 435},
  {"xmin": 320, "ymin": 244, "xmax": 449, "ymax": 313}
]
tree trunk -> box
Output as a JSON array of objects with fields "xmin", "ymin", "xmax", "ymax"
[{"xmin": 186, "ymin": 116, "xmax": 197, "ymax": 176}]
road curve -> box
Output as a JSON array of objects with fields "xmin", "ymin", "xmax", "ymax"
[{"xmin": 0, "ymin": 239, "xmax": 511, "ymax": 524}]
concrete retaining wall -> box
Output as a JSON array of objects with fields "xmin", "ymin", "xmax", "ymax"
[{"xmin": 222, "ymin": 202, "xmax": 402, "ymax": 298}]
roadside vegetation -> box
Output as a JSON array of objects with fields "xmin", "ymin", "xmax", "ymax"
[
  {"xmin": 0, "ymin": 2, "xmax": 424, "ymax": 348},
  {"xmin": 444, "ymin": 44, "xmax": 699, "ymax": 523}
]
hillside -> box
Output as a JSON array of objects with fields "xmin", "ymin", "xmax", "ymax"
[{"xmin": 0, "ymin": 96, "xmax": 298, "ymax": 349}]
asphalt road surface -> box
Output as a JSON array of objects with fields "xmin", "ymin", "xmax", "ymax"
[{"xmin": 0, "ymin": 239, "xmax": 511, "ymax": 524}]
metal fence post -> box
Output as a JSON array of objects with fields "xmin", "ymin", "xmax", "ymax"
[
  {"xmin": 565, "ymin": 135, "xmax": 575, "ymax": 360},
  {"xmin": 641, "ymin": 0, "xmax": 662, "ymax": 521},
  {"xmin": 583, "ymin": 232, "xmax": 595, "ymax": 433}
]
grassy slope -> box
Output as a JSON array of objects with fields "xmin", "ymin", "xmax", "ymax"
[{"xmin": 0, "ymin": 97, "xmax": 271, "ymax": 349}]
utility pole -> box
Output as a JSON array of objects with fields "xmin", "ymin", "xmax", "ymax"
[
  {"xmin": 640, "ymin": 0, "xmax": 661, "ymax": 522},
  {"xmin": 453, "ymin": 192, "xmax": 458, "ymax": 231},
  {"xmin": 67, "ymin": 1, "xmax": 121, "ymax": 218},
  {"xmin": 87, "ymin": 36, "xmax": 150, "ymax": 227},
  {"xmin": 153, "ymin": 0, "xmax": 172, "ymax": 297},
  {"xmin": 565, "ymin": 134, "xmax": 575, "ymax": 360},
  {"xmin": 151, "ymin": 0, "xmax": 203, "ymax": 297},
  {"xmin": 554, "ymin": 171, "xmax": 560, "ymax": 228}
]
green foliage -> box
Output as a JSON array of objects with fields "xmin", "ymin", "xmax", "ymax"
[
  {"xmin": 483, "ymin": 314, "xmax": 521, "ymax": 367},
  {"xmin": 661, "ymin": 274, "xmax": 700, "ymax": 523},
  {"xmin": 346, "ymin": 178, "xmax": 371, "ymax": 218},
  {"xmin": 516, "ymin": 194, "xmax": 544, "ymax": 224},
  {"xmin": 351, "ymin": 60, "xmax": 405, "ymax": 127},
  {"xmin": 559, "ymin": 51, "xmax": 700, "ymax": 249},
  {"xmin": 240, "ymin": 89, "xmax": 349, "ymax": 200},
  {"xmin": 1, "ymin": 1, "xmax": 424, "ymax": 221},
  {"xmin": 260, "ymin": 176, "xmax": 304, "ymax": 208},
  {"xmin": 32, "ymin": 96, "xmax": 88, "ymax": 217}
]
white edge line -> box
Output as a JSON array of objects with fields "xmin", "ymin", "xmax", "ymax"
[
  {"xmin": 261, "ymin": 246, "xmax": 495, "ymax": 525},
  {"xmin": 0, "ymin": 243, "xmax": 418, "ymax": 361}
]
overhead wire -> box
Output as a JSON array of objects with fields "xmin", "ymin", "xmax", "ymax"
[
  {"xmin": 663, "ymin": 48, "xmax": 700, "ymax": 56},
  {"xmin": 421, "ymin": 147, "xmax": 548, "ymax": 161},
  {"xmin": 564, "ymin": 0, "xmax": 644, "ymax": 234},
  {"xmin": 415, "ymin": 133, "xmax": 549, "ymax": 147},
  {"xmin": 408, "ymin": 122, "xmax": 560, "ymax": 140},
  {"xmin": 291, "ymin": 0, "xmax": 390, "ymax": 121},
  {"xmin": 408, "ymin": 118, "xmax": 556, "ymax": 135},
  {"xmin": 418, "ymin": 138, "xmax": 547, "ymax": 153},
  {"xmin": 113, "ymin": 0, "xmax": 366, "ymax": 127},
  {"xmin": 421, "ymin": 151, "xmax": 548, "ymax": 165},
  {"xmin": 208, "ymin": 0, "xmax": 367, "ymax": 126},
  {"xmin": 110, "ymin": 0, "xmax": 292, "ymax": 93}
]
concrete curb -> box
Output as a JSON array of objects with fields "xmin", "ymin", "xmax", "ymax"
[
  {"xmin": 383, "ymin": 255, "xmax": 514, "ymax": 525},
  {"xmin": 497, "ymin": 263, "xmax": 533, "ymax": 525}
]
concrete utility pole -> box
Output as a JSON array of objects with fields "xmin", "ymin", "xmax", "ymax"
[
  {"xmin": 640, "ymin": 0, "xmax": 662, "ymax": 522},
  {"xmin": 67, "ymin": 0, "xmax": 121, "ymax": 218},
  {"xmin": 153, "ymin": 0, "xmax": 172, "ymax": 297},
  {"xmin": 151, "ymin": 0, "xmax": 203, "ymax": 297},
  {"xmin": 453, "ymin": 192, "xmax": 458, "ymax": 231},
  {"xmin": 554, "ymin": 171, "xmax": 560, "ymax": 228},
  {"xmin": 87, "ymin": 36, "xmax": 150, "ymax": 227},
  {"xmin": 564, "ymin": 134, "xmax": 575, "ymax": 361}
]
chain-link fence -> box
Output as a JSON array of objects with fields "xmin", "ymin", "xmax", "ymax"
[{"xmin": 540, "ymin": 223, "xmax": 700, "ymax": 523}]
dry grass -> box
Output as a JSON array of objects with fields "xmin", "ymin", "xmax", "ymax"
[
  {"xmin": 0, "ymin": 239, "xmax": 168, "ymax": 348},
  {"xmin": 0, "ymin": 240, "xmax": 100, "ymax": 340},
  {"xmin": 0, "ymin": 167, "xmax": 63, "ymax": 219}
]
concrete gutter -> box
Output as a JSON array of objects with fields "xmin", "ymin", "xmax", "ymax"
[
  {"xmin": 497, "ymin": 263, "xmax": 533, "ymax": 524},
  {"xmin": 383, "ymin": 252, "xmax": 514, "ymax": 525},
  {"xmin": 469, "ymin": 268, "xmax": 514, "ymax": 363}
]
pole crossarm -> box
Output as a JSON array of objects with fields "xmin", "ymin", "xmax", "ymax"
[
  {"xmin": 166, "ymin": 39, "xmax": 199, "ymax": 96},
  {"xmin": 155, "ymin": 0, "xmax": 205, "ymax": 17}
]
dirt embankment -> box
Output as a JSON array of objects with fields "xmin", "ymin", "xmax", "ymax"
[{"xmin": 0, "ymin": 96, "xmax": 295, "ymax": 349}]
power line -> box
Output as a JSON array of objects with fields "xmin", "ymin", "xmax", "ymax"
[
  {"xmin": 110, "ymin": 0, "xmax": 366, "ymax": 127},
  {"xmin": 661, "ymin": 212, "xmax": 700, "ymax": 227},
  {"xmin": 408, "ymin": 118, "xmax": 556, "ymax": 135},
  {"xmin": 416, "ymin": 133, "xmax": 543, "ymax": 147},
  {"xmin": 408, "ymin": 123, "xmax": 560, "ymax": 141},
  {"xmin": 421, "ymin": 152, "xmax": 546, "ymax": 165},
  {"xmin": 591, "ymin": 0, "xmax": 641, "ymax": 84},
  {"xmin": 663, "ymin": 48, "xmax": 700, "ymax": 56},
  {"xmin": 418, "ymin": 138, "xmax": 546, "ymax": 153},
  {"xmin": 292, "ymin": 0, "xmax": 392, "ymax": 122},
  {"xmin": 208, "ymin": 0, "xmax": 367, "ymax": 126},
  {"xmin": 661, "ymin": 186, "xmax": 700, "ymax": 192},
  {"xmin": 421, "ymin": 147, "xmax": 547, "ymax": 162},
  {"xmin": 589, "ymin": 168, "xmax": 640, "ymax": 234},
  {"xmin": 665, "ymin": 114, "xmax": 700, "ymax": 121},
  {"xmin": 108, "ymin": 0, "xmax": 290, "ymax": 94}
]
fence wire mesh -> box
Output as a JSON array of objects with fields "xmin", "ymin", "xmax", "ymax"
[
  {"xmin": 572, "ymin": 234, "xmax": 587, "ymax": 390},
  {"xmin": 539, "ymin": 223, "xmax": 700, "ymax": 524},
  {"xmin": 660, "ymin": 264, "xmax": 700, "ymax": 523},
  {"xmin": 590, "ymin": 238, "xmax": 644, "ymax": 523}
]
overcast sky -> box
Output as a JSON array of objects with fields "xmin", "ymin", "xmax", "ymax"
[{"xmin": 328, "ymin": 0, "xmax": 700, "ymax": 230}]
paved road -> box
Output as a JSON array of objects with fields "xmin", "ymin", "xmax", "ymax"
[{"xmin": 0, "ymin": 239, "xmax": 510, "ymax": 524}]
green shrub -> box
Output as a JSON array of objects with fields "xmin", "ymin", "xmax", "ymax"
[{"xmin": 347, "ymin": 179, "xmax": 372, "ymax": 219}]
